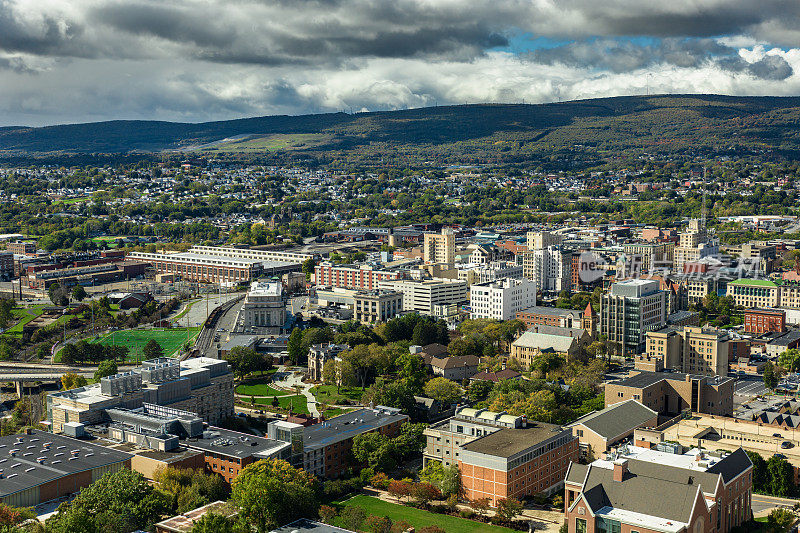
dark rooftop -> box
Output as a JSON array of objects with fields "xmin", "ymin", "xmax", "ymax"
[
  {"xmin": 460, "ymin": 422, "xmax": 568, "ymax": 458},
  {"xmin": 0, "ymin": 430, "xmax": 132, "ymax": 498},
  {"xmin": 184, "ymin": 426, "xmax": 288, "ymax": 459},
  {"xmin": 572, "ymin": 399, "xmax": 658, "ymax": 440},
  {"xmin": 303, "ymin": 407, "xmax": 407, "ymax": 451},
  {"xmin": 613, "ymin": 370, "xmax": 732, "ymax": 389}
]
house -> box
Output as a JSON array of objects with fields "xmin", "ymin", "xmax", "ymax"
[
  {"xmin": 413, "ymin": 396, "xmax": 455, "ymax": 423},
  {"xmin": 429, "ymin": 354, "xmax": 480, "ymax": 381},
  {"xmin": 564, "ymin": 447, "xmax": 753, "ymax": 533},
  {"xmin": 568, "ymin": 400, "xmax": 659, "ymax": 460}
]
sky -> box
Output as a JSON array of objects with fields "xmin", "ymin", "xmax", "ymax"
[{"xmin": 2, "ymin": 0, "xmax": 800, "ymax": 126}]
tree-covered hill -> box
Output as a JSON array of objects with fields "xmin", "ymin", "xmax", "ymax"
[{"xmin": 3, "ymin": 94, "xmax": 800, "ymax": 165}]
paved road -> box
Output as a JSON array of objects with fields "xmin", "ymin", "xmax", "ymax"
[
  {"xmin": 290, "ymin": 296, "xmax": 308, "ymax": 315},
  {"xmin": 752, "ymin": 493, "xmax": 799, "ymax": 513}
]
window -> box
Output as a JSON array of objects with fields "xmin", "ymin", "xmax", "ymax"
[{"xmin": 576, "ymin": 518, "xmax": 587, "ymax": 533}]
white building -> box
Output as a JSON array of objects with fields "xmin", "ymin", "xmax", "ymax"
[
  {"xmin": 241, "ymin": 281, "xmax": 285, "ymax": 330},
  {"xmin": 522, "ymin": 246, "xmax": 572, "ymax": 294},
  {"xmin": 379, "ymin": 278, "xmax": 468, "ymax": 315},
  {"xmin": 469, "ymin": 277, "xmax": 537, "ymax": 321}
]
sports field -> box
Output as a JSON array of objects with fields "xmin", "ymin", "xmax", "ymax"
[{"xmin": 95, "ymin": 327, "xmax": 200, "ymax": 361}]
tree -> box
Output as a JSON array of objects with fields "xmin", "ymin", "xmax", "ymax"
[
  {"xmin": 341, "ymin": 506, "xmax": 367, "ymax": 532},
  {"xmin": 767, "ymin": 508, "xmax": 795, "ymax": 533},
  {"xmin": 440, "ymin": 464, "xmax": 462, "ymax": 498},
  {"xmin": 318, "ymin": 505, "xmax": 337, "ymax": 524},
  {"xmin": 94, "ymin": 359, "xmax": 118, "ymax": 382},
  {"xmin": 779, "ymin": 349, "xmax": 800, "ymax": 373},
  {"xmin": 231, "ymin": 459, "xmax": 317, "ymax": 533},
  {"xmin": 412, "ymin": 482, "xmax": 442, "ymax": 508},
  {"xmin": 46, "ymin": 468, "xmax": 169, "ymax": 533},
  {"xmin": 767, "ymin": 455, "xmax": 794, "ymax": 497},
  {"xmin": 226, "ymin": 346, "xmax": 261, "ymax": 381},
  {"xmin": 143, "ymin": 339, "xmax": 164, "ymax": 360},
  {"xmin": 423, "ymin": 377, "xmax": 462, "ymax": 406},
  {"xmin": 468, "ymin": 379, "xmax": 493, "ymax": 401},
  {"xmin": 190, "ymin": 512, "xmax": 236, "ymax": 533},
  {"xmin": 388, "ymin": 480, "xmax": 412, "ymax": 502},
  {"xmin": 61, "ymin": 344, "xmax": 78, "ymax": 365},
  {"xmin": 0, "ymin": 502, "xmax": 35, "ymax": 528},
  {"xmin": 412, "ymin": 320, "xmax": 438, "ymax": 346},
  {"xmin": 0, "ymin": 342, "xmax": 12, "ymax": 361},
  {"xmin": 746, "ymin": 451, "xmax": 768, "ymax": 492},
  {"xmin": 61, "ymin": 372, "xmax": 88, "ymax": 390},
  {"xmin": 48, "ymin": 282, "xmax": 69, "ymax": 307},
  {"xmin": 301, "ymin": 257, "xmax": 316, "ymax": 280},
  {"xmin": 496, "ymin": 497, "xmax": 524, "ymax": 522},
  {"xmin": 341, "ymin": 344, "xmax": 388, "ymax": 390},
  {"xmin": 287, "ymin": 327, "xmax": 304, "ymax": 365},
  {"xmin": 71, "ymin": 285, "xmax": 87, "ymax": 302},
  {"xmin": 365, "ymin": 515, "xmax": 393, "ymax": 533},
  {"xmin": 352, "ymin": 431, "xmax": 396, "ymax": 471},
  {"xmin": 764, "ymin": 361, "xmax": 779, "ymax": 391},
  {"xmin": 471, "ymin": 497, "xmax": 491, "ymax": 516}
]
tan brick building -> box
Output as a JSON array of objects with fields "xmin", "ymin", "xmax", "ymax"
[{"xmin": 641, "ymin": 326, "xmax": 730, "ymax": 376}]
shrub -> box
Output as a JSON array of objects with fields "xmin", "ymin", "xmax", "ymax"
[
  {"xmin": 318, "ymin": 505, "xmax": 336, "ymax": 524},
  {"xmin": 459, "ymin": 509, "xmax": 476, "ymax": 519},
  {"xmin": 360, "ymin": 467, "xmax": 376, "ymax": 485},
  {"xmin": 371, "ymin": 472, "xmax": 390, "ymax": 490},
  {"xmin": 341, "ymin": 506, "xmax": 366, "ymax": 532},
  {"xmin": 365, "ymin": 515, "xmax": 393, "ymax": 533}
]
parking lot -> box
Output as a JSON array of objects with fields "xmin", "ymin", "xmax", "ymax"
[{"xmin": 734, "ymin": 375, "xmax": 770, "ymax": 405}]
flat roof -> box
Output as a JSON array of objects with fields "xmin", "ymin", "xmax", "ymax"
[
  {"xmin": 612, "ymin": 370, "xmax": 732, "ymax": 389},
  {"xmin": 183, "ymin": 427, "xmax": 288, "ymax": 459},
  {"xmin": 303, "ymin": 407, "xmax": 407, "ymax": 451},
  {"xmin": 460, "ymin": 422, "xmax": 566, "ymax": 458},
  {"xmin": 0, "ymin": 430, "xmax": 132, "ymax": 498},
  {"xmin": 269, "ymin": 519, "xmax": 354, "ymax": 533},
  {"xmin": 729, "ymin": 278, "xmax": 777, "ymax": 287},
  {"xmin": 155, "ymin": 501, "xmax": 237, "ymax": 533}
]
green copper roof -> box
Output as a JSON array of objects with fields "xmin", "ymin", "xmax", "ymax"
[{"xmin": 729, "ymin": 278, "xmax": 777, "ymax": 287}]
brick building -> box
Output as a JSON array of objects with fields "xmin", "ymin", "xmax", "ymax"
[
  {"xmin": 315, "ymin": 262, "xmax": 407, "ymax": 290},
  {"xmin": 7, "ymin": 241, "xmax": 36, "ymax": 256},
  {"xmin": 743, "ymin": 308, "xmax": 786, "ymax": 335},
  {"xmin": 564, "ymin": 446, "xmax": 753, "ymax": 533},
  {"xmin": 605, "ymin": 370, "xmax": 734, "ymax": 417},
  {"xmin": 459, "ymin": 420, "xmax": 578, "ymax": 506}
]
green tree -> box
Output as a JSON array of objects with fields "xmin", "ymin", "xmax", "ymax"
[
  {"xmin": 61, "ymin": 372, "xmax": 88, "ymax": 390},
  {"xmin": 423, "ymin": 377, "xmax": 462, "ymax": 406},
  {"xmin": 142, "ymin": 339, "xmax": 164, "ymax": 360},
  {"xmin": 225, "ymin": 346, "xmax": 261, "ymax": 381},
  {"xmin": 231, "ymin": 459, "xmax": 317, "ymax": 533},
  {"xmin": 746, "ymin": 451, "xmax": 768, "ymax": 492},
  {"xmin": 46, "ymin": 468, "xmax": 169, "ymax": 533},
  {"xmin": 94, "ymin": 359, "xmax": 118, "ymax": 382},
  {"xmin": 365, "ymin": 514, "xmax": 393, "ymax": 533},
  {"xmin": 767, "ymin": 455, "xmax": 794, "ymax": 497},
  {"xmin": 764, "ymin": 361, "xmax": 779, "ymax": 391},
  {"xmin": 301, "ymin": 257, "xmax": 316, "ymax": 280},
  {"xmin": 0, "ymin": 342, "xmax": 12, "ymax": 361},
  {"xmin": 766, "ymin": 508, "xmax": 795, "ymax": 533},
  {"xmin": 190, "ymin": 512, "xmax": 236, "ymax": 533},
  {"xmin": 468, "ymin": 380, "xmax": 493, "ymax": 401},
  {"xmin": 71, "ymin": 285, "xmax": 87, "ymax": 302},
  {"xmin": 352, "ymin": 431, "xmax": 396, "ymax": 471},
  {"xmin": 341, "ymin": 506, "xmax": 366, "ymax": 532},
  {"xmin": 287, "ymin": 327, "xmax": 304, "ymax": 365},
  {"xmin": 779, "ymin": 349, "xmax": 800, "ymax": 373}
]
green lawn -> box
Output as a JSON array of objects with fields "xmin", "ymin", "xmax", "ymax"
[
  {"xmin": 242, "ymin": 394, "xmax": 309, "ymax": 415},
  {"xmin": 94, "ymin": 327, "xmax": 200, "ymax": 361},
  {"xmin": 310, "ymin": 384, "xmax": 364, "ymax": 405},
  {"xmin": 322, "ymin": 407, "xmax": 354, "ymax": 419},
  {"xmin": 3, "ymin": 306, "xmax": 44, "ymax": 336},
  {"xmin": 235, "ymin": 382, "xmax": 290, "ymax": 396},
  {"xmin": 336, "ymin": 496, "xmax": 516, "ymax": 533},
  {"xmin": 203, "ymin": 133, "xmax": 334, "ymax": 153}
]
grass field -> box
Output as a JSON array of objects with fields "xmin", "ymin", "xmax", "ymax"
[
  {"xmin": 335, "ymin": 496, "xmax": 516, "ymax": 533},
  {"xmin": 322, "ymin": 407, "xmax": 354, "ymax": 419},
  {"xmin": 235, "ymin": 382, "xmax": 289, "ymax": 396},
  {"xmin": 242, "ymin": 394, "xmax": 309, "ymax": 415},
  {"xmin": 310, "ymin": 385, "xmax": 363, "ymax": 405},
  {"xmin": 204, "ymin": 133, "xmax": 334, "ymax": 153},
  {"xmin": 94, "ymin": 327, "xmax": 200, "ymax": 360},
  {"xmin": 3, "ymin": 306, "xmax": 44, "ymax": 336}
]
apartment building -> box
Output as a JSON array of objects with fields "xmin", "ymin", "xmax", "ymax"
[
  {"xmin": 605, "ymin": 370, "xmax": 734, "ymax": 417},
  {"xmin": 725, "ymin": 279, "xmax": 779, "ymax": 308},
  {"xmin": 470, "ymin": 277, "xmax": 537, "ymax": 320},
  {"xmin": 564, "ymin": 446, "xmax": 753, "ymax": 533},
  {"xmin": 379, "ymin": 278, "xmax": 468, "ymax": 315},
  {"xmin": 600, "ymin": 279, "xmax": 667, "ymax": 357},
  {"xmin": 527, "ymin": 230, "xmax": 562, "ymax": 250},
  {"xmin": 316, "ymin": 262, "xmax": 407, "ymax": 290},
  {"xmin": 423, "ymin": 227, "xmax": 455, "ymax": 266},
  {"xmin": 743, "ymin": 308, "xmax": 786, "ymax": 335},
  {"xmin": 520, "ymin": 246, "xmax": 572, "ymax": 294},
  {"xmin": 353, "ymin": 289, "xmax": 403, "ymax": 324},
  {"xmin": 49, "ymin": 357, "xmax": 235, "ymax": 433},
  {"xmin": 623, "ymin": 241, "xmax": 674, "ymax": 273},
  {"xmin": 641, "ymin": 326, "xmax": 730, "ymax": 376}
]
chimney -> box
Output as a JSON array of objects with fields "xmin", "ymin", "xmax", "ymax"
[{"xmin": 613, "ymin": 459, "xmax": 628, "ymax": 482}]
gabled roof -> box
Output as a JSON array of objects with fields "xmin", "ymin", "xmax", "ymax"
[
  {"xmin": 472, "ymin": 369, "xmax": 521, "ymax": 382},
  {"xmin": 571, "ymin": 399, "xmax": 658, "ymax": 440},
  {"xmin": 430, "ymin": 354, "xmax": 480, "ymax": 369},
  {"xmin": 706, "ymin": 448, "xmax": 752, "ymax": 483},
  {"xmin": 512, "ymin": 330, "xmax": 577, "ymax": 353}
]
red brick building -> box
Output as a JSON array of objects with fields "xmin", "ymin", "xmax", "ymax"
[
  {"xmin": 516, "ymin": 306, "xmax": 583, "ymax": 330},
  {"xmin": 458, "ymin": 421, "xmax": 578, "ymax": 506},
  {"xmin": 744, "ymin": 308, "xmax": 786, "ymax": 335},
  {"xmin": 314, "ymin": 261, "xmax": 407, "ymax": 290},
  {"xmin": 564, "ymin": 447, "xmax": 753, "ymax": 533}
]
